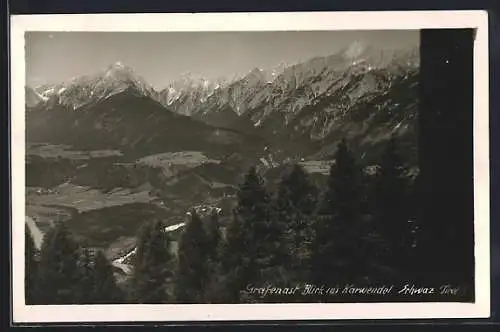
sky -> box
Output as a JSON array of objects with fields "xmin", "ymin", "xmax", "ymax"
[{"xmin": 26, "ymin": 30, "xmax": 419, "ymax": 90}]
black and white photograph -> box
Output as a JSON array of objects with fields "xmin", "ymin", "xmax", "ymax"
[{"xmin": 11, "ymin": 11, "xmax": 490, "ymax": 322}]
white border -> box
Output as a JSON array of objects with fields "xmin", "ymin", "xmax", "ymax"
[{"xmin": 10, "ymin": 11, "xmax": 490, "ymax": 323}]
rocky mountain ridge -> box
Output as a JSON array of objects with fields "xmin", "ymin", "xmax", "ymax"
[{"xmin": 26, "ymin": 41, "xmax": 419, "ymax": 162}]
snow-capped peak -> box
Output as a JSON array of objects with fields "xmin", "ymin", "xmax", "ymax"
[
  {"xmin": 103, "ymin": 61, "xmax": 141, "ymax": 81},
  {"xmin": 105, "ymin": 61, "xmax": 130, "ymax": 73},
  {"xmin": 25, "ymin": 86, "xmax": 48, "ymax": 107},
  {"xmin": 155, "ymin": 74, "xmax": 228, "ymax": 111},
  {"xmin": 344, "ymin": 40, "xmax": 366, "ymax": 60},
  {"xmin": 33, "ymin": 61, "xmax": 157, "ymax": 110}
]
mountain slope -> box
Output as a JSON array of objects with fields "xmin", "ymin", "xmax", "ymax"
[
  {"xmin": 25, "ymin": 86, "xmax": 47, "ymax": 108},
  {"xmin": 168, "ymin": 43, "xmax": 420, "ymax": 161},
  {"xmin": 155, "ymin": 74, "xmax": 228, "ymax": 116},
  {"xmin": 32, "ymin": 62, "xmax": 157, "ymax": 110},
  {"xmin": 26, "ymin": 88, "xmax": 267, "ymax": 159}
]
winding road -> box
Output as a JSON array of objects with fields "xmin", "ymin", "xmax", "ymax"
[
  {"xmin": 26, "ymin": 216, "xmax": 44, "ymax": 250},
  {"xmin": 25, "ymin": 214, "xmax": 186, "ymax": 275},
  {"xmin": 112, "ymin": 222, "xmax": 186, "ymax": 274}
]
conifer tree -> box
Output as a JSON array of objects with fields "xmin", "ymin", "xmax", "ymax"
[
  {"xmin": 311, "ymin": 139, "xmax": 368, "ymax": 287},
  {"xmin": 219, "ymin": 206, "xmax": 247, "ymax": 303},
  {"xmin": 25, "ymin": 226, "xmax": 38, "ymax": 305},
  {"xmin": 175, "ymin": 211, "xmax": 209, "ymax": 303},
  {"xmin": 74, "ymin": 246, "xmax": 95, "ymax": 303},
  {"xmin": 221, "ymin": 166, "xmax": 287, "ymax": 303},
  {"xmin": 203, "ymin": 211, "xmax": 226, "ymax": 303},
  {"xmin": 90, "ymin": 250, "xmax": 125, "ymax": 303},
  {"xmin": 130, "ymin": 220, "xmax": 173, "ymax": 303},
  {"xmin": 36, "ymin": 222, "xmax": 82, "ymax": 304},
  {"xmin": 275, "ymin": 164, "xmax": 317, "ymax": 282},
  {"xmin": 372, "ymin": 136, "xmax": 412, "ymax": 277},
  {"xmin": 205, "ymin": 211, "xmax": 222, "ymax": 265}
]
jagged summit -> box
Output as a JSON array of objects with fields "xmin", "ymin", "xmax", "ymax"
[
  {"xmin": 249, "ymin": 67, "xmax": 264, "ymax": 74},
  {"xmin": 103, "ymin": 61, "xmax": 136, "ymax": 78},
  {"xmin": 32, "ymin": 61, "xmax": 157, "ymax": 110},
  {"xmin": 156, "ymin": 73, "xmax": 228, "ymax": 115},
  {"xmin": 339, "ymin": 42, "xmax": 419, "ymax": 70},
  {"xmin": 343, "ymin": 40, "xmax": 366, "ymax": 60},
  {"xmin": 100, "ymin": 61, "xmax": 146, "ymax": 82},
  {"xmin": 110, "ymin": 60, "xmax": 125, "ymax": 69}
]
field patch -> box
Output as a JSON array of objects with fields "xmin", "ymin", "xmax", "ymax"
[
  {"xmin": 26, "ymin": 182, "xmax": 154, "ymax": 212},
  {"xmin": 27, "ymin": 142, "xmax": 123, "ymax": 160},
  {"xmin": 137, "ymin": 151, "xmax": 220, "ymax": 177}
]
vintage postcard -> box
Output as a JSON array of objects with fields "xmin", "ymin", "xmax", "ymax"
[{"xmin": 10, "ymin": 11, "xmax": 490, "ymax": 323}]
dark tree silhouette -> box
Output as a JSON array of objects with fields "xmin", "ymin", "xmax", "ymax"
[
  {"xmin": 74, "ymin": 246, "xmax": 95, "ymax": 303},
  {"xmin": 203, "ymin": 211, "xmax": 226, "ymax": 303},
  {"xmin": 371, "ymin": 136, "xmax": 413, "ymax": 279},
  {"xmin": 311, "ymin": 139, "xmax": 368, "ymax": 289},
  {"xmin": 90, "ymin": 250, "xmax": 125, "ymax": 303},
  {"xmin": 205, "ymin": 211, "xmax": 222, "ymax": 265},
  {"xmin": 25, "ymin": 226, "xmax": 38, "ymax": 305},
  {"xmin": 130, "ymin": 220, "xmax": 173, "ymax": 303},
  {"xmin": 275, "ymin": 164, "xmax": 317, "ymax": 283},
  {"xmin": 36, "ymin": 222, "xmax": 82, "ymax": 304},
  {"xmin": 175, "ymin": 211, "xmax": 209, "ymax": 303},
  {"xmin": 220, "ymin": 166, "xmax": 287, "ymax": 303}
]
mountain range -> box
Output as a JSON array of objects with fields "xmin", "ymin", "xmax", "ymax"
[{"xmin": 26, "ymin": 41, "xmax": 419, "ymax": 163}]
